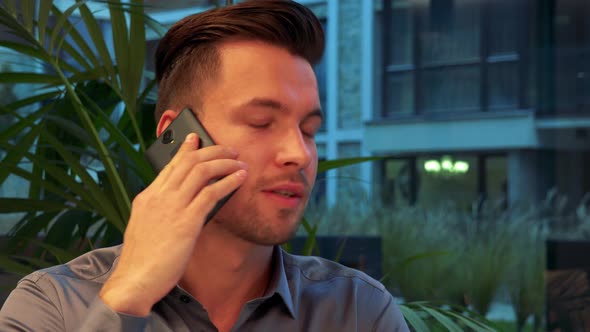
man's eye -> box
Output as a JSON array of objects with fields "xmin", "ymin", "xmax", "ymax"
[
  {"xmin": 249, "ymin": 122, "xmax": 271, "ymax": 129},
  {"xmin": 302, "ymin": 127, "xmax": 319, "ymax": 138},
  {"xmin": 302, "ymin": 123, "xmax": 321, "ymax": 138},
  {"xmin": 304, "ymin": 131, "xmax": 317, "ymax": 138}
]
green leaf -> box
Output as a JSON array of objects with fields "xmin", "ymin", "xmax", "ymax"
[
  {"xmin": 2, "ymin": 90, "xmax": 61, "ymax": 111},
  {"xmin": 144, "ymin": 13, "xmax": 167, "ymax": 38},
  {"xmin": 0, "ymin": 137, "xmax": 122, "ymax": 228},
  {"xmin": 19, "ymin": 0, "xmax": 34, "ymax": 34},
  {"xmin": 47, "ymin": 5, "xmax": 96, "ymax": 71},
  {"xmin": 48, "ymin": 72, "xmax": 132, "ymax": 233},
  {"xmin": 27, "ymin": 240, "xmax": 78, "ymax": 265},
  {"xmin": 75, "ymin": 2, "xmax": 115, "ymax": 83},
  {"xmin": 40, "ymin": 132, "xmax": 127, "ymax": 231},
  {"xmin": 0, "ymin": 118, "xmax": 43, "ymax": 185},
  {"xmin": 0, "ymin": 41, "xmax": 48, "ymax": 62},
  {"xmin": 0, "ymin": 106, "xmax": 45, "ymax": 149},
  {"xmin": 380, "ymin": 250, "xmax": 450, "ymax": 284},
  {"xmin": 420, "ymin": 305, "xmax": 463, "ymax": 332},
  {"xmin": 137, "ymin": 78, "xmax": 156, "ymax": 108},
  {"xmin": 318, "ymin": 156, "xmax": 384, "ymax": 173},
  {"xmin": 49, "ymin": 1, "xmax": 88, "ymax": 58},
  {"xmin": 50, "ymin": 34, "xmax": 93, "ymax": 73},
  {"xmin": 108, "ymin": 1, "xmax": 130, "ymax": 90},
  {"xmin": 0, "ymin": 72, "xmax": 61, "ymax": 84},
  {"xmin": 399, "ymin": 305, "xmax": 430, "ymax": 332},
  {"xmin": 28, "ymin": 156, "xmax": 43, "ymax": 201},
  {"xmin": 43, "ymin": 210, "xmax": 95, "ymax": 251},
  {"xmin": 0, "ymin": 5, "xmax": 38, "ymax": 45},
  {"xmin": 76, "ymin": 88, "xmax": 152, "ymax": 183},
  {"xmin": 300, "ymin": 218, "xmax": 319, "ymax": 256},
  {"xmin": 20, "ymin": 0, "xmax": 35, "ymax": 33},
  {"xmin": 3, "ymin": 0, "xmax": 17, "ymax": 17},
  {"xmin": 37, "ymin": 0, "xmax": 52, "ymax": 47},
  {"xmin": 123, "ymin": 1, "xmax": 147, "ymax": 150},
  {"xmin": 10, "ymin": 255, "xmax": 54, "ymax": 270},
  {"xmin": 127, "ymin": 0, "xmax": 146, "ymax": 104},
  {"xmin": 333, "ymin": 237, "xmax": 347, "ymax": 262},
  {"xmin": 1, "ymin": 164, "xmax": 94, "ymax": 212},
  {"xmin": 281, "ymin": 242, "xmax": 292, "ymax": 253},
  {"xmin": 66, "ymin": 67, "xmax": 111, "ymax": 83},
  {"xmin": 6, "ymin": 212, "xmax": 58, "ymax": 251},
  {"xmin": 0, "ymin": 255, "xmax": 35, "ymax": 275},
  {"xmin": 0, "ymin": 198, "xmax": 70, "ymax": 213},
  {"xmin": 71, "ymin": 92, "xmax": 135, "ymax": 222},
  {"xmin": 445, "ymin": 311, "xmax": 497, "ymax": 332},
  {"xmin": 44, "ymin": 115, "xmax": 93, "ymax": 146}
]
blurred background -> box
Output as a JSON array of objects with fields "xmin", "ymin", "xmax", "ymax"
[{"xmin": 1, "ymin": 0, "xmax": 590, "ymax": 330}]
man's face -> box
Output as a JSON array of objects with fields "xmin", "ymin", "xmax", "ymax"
[{"xmin": 197, "ymin": 40, "xmax": 322, "ymax": 245}]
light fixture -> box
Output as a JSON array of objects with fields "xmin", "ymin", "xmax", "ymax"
[{"xmin": 424, "ymin": 155, "xmax": 470, "ymax": 176}]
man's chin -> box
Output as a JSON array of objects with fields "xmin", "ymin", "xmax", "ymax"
[
  {"xmin": 211, "ymin": 200, "xmax": 306, "ymax": 244},
  {"xmin": 248, "ymin": 216, "xmax": 301, "ymax": 246}
]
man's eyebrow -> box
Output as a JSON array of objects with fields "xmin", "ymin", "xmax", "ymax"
[{"xmin": 241, "ymin": 97, "xmax": 324, "ymax": 120}]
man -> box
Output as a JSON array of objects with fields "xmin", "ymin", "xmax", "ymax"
[{"xmin": 0, "ymin": 1, "xmax": 409, "ymax": 331}]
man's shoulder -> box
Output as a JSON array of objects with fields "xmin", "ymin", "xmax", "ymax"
[
  {"xmin": 278, "ymin": 250, "xmax": 409, "ymax": 330},
  {"xmin": 22, "ymin": 245, "xmax": 121, "ymax": 286},
  {"xmin": 281, "ymin": 250, "xmax": 386, "ymax": 293}
]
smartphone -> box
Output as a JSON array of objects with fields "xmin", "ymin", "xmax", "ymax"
[{"xmin": 145, "ymin": 108, "xmax": 236, "ymax": 223}]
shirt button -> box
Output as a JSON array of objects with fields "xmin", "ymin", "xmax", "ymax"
[{"xmin": 180, "ymin": 295, "xmax": 191, "ymax": 303}]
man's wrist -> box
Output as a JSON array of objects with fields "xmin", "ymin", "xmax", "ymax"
[{"xmin": 99, "ymin": 278, "xmax": 153, "ymax": 317}]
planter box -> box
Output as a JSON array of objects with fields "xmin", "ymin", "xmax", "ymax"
[
  {"xmin": 546, "ymin": 239, "xmax": 590, "ymax": 331},
  {"xmin": 289, "ymin": 235, "xmax": 382, "ymax": 280}
]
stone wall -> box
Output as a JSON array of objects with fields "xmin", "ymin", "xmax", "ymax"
[{"xmin": 338, "ymin": 0, "xmax": 363, "ymax": 129}]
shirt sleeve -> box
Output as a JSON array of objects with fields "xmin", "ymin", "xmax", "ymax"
[
  {"xmin": 77, "ymin": 297, "xmax": 149, "ymax": 331},
  {"xmin": 370, "ymin": 290, "xmax": 410, "ymax": 332},
  {"xmin": 0, "ymin": 278, "xmax": 64, "ymax": 331},
  {"xmin": 0, "ymin": 277, "xmax": 149, "ymax": 331}
]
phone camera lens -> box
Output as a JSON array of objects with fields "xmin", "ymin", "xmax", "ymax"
[{"xmin": 162, "ymin": 130, "xmax": 174, "ymax": 144}]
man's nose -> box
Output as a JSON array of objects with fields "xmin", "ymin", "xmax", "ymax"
[{"xmin": 275, "ymin": 129, "xmax": 313, "ymax": 169}]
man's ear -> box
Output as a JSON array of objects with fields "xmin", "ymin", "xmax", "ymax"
[{"xmin": 156, "ymin": 110, "xmax": 179, "ymax": 137}]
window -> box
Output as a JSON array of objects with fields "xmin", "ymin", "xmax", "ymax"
[
  {"xmin": 419, "ymin": 0, "xmax": 480, "ymax": 65},
  {"xmin": 553, "ymin": 0, "xmax": 590, "ymax": 112},
  {"xmin": 382, "ymin": 0, "xmax": 526, "ymax": 117},
  {"xmin": 485, "ymin": 156, "xmax": 508, "ymax": 206},
  {"xmin": 380, "ymin": 154, "xmax": 507, "ymax": 210},
  {"xmin": 417, "ymin": 154, "xmax": 478, "ymax": 209},
  {"xmin": 381, "ymin": 158, "xmax": 415, "ymax": 206}
]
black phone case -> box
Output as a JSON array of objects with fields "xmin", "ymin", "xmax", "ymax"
[
  {"xmin": 144, "ymin": 108, "xmax": 234, "ymax": 223},
  {"xmin": 145, "ymin": 109, "xmax": 215, "ymax": 172}
]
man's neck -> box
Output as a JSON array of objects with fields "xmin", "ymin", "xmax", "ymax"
[{"xmin": 178, "ymin": 225, "xmax": 274, "ymax": 331}]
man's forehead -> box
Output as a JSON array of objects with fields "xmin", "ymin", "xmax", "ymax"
[{"xmin": 238, "ymin": 97, "xmax": 323, "ymax": 118}]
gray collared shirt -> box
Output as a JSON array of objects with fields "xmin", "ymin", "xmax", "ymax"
[{"xmin": 0, "ymin": 245, "xmax": 409, "ymax": 331}]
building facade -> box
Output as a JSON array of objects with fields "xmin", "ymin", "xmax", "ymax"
[
  {"xmin": 2, "ymin": 0, "xmax": 590, "ymax": 222},
  {"xmin": 302, "ymin": 0, "xmax": 590, "ymax": 211}
]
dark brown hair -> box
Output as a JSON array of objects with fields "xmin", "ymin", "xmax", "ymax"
[{"xmin": 154, "ymin": 0, "xmax": 325, "ymax": 122}]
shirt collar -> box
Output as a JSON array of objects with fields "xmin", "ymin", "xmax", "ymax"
[{"xmin": 263, "ymin": 246, "xmax": 297, "ymax": 319}]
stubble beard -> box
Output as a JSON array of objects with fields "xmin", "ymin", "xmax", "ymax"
[
  {"xmin": 213, "ymin": 174, "xmax": 312, "ymax": 246},
  {"xmin": 214, "ymin": 199, "xmax": 307, "ymax": 246}
]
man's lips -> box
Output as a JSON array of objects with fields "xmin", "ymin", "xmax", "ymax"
[{"xmin": 262, "ymin": 183, "xmax": 307, "ymax": 199}]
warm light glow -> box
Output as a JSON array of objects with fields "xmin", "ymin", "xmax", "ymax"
[
  {"xmin": 423, "ymin": 156, "xmax": 470, "ymax": 175},
  {"xmin": 454, "ymin": 161, "xmax": 470, "ymax": 173},
  {"xmin": 424, "ymin": 160, "xmax": 441, "ymax": 172},
  {"xmin": 441, "ymin": 156, "xmax": 453, "ymax": 170}
]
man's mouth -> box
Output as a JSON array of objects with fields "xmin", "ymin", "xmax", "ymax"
[
  {"xmin": 271, "ymin": 190, "xmax": 299, "ymax": 198},
  {"xmin": 261, "ymin": 182, "xmax": 307, "ymax": 208}
]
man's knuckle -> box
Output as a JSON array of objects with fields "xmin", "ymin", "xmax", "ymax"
[
  {"xmin": 132, "ymin": 192, "xmax": 146, "ymax": 206},
  {"xmin": 199, "ymin": 186, "xmax": 216, "ymax": 200}
]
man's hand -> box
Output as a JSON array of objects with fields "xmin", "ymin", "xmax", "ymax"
[{"xmin": 99, "ymin": 133, "xmax": 247, "ymax": 316}]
